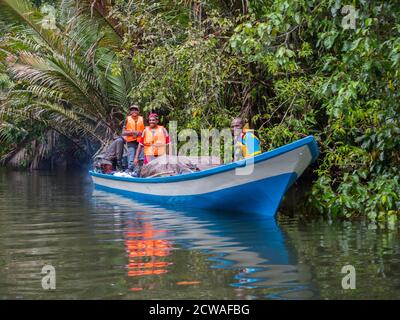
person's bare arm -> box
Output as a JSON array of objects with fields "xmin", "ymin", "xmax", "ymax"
[
  {"xmin": 122, "ymin": 129, "xmax": 138, "ymax": 137},
  {"xmin": 134, "ymin": 144, "xmax": 143, "ymax": 165},
  {"xmin": 122, "ymin": 119, "xmax": 138, "ymax": 137},
  {"xmin": 166, "ymin": 128, "xmax": 170, "ymax": 155}
]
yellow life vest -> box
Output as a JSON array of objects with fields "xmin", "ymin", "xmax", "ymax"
[{"xmin": 237, "ymin": 129, "xmax": 262, "ymax": 158}]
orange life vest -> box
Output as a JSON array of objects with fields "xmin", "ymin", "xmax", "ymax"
[
  {"xmin": 143, "ymin": 125, "xmax": 167, "ymax": 156},
  {"xmin": 124, "ymin": 115, "xmax": 145, "ymax": 142}
]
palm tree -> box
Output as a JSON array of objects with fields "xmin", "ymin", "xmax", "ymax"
[{"xmin": 0, "ymin": 0, "xmax": 135, "ymax": 168}]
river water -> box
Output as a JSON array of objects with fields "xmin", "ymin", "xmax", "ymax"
[{"xmin": 0, "ymin": 169, "xmax": 399, "ymax": 299}]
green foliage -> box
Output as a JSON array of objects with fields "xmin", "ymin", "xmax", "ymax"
[
  {"xmin": 111, "ymin": 1, "xmax": 243, "ymax": 131},
  {"xmin": 0, "ymin": 0, "xmax": 133, "ymax": 167},
  {"xmin": 1, "ymin": 0, "xmax": 399, "ymax": 219},
  {"xmin": 226, "ymin": 0, "xmax": 400, "ymax": 219}
]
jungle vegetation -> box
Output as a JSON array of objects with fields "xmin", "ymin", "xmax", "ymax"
[{"xmin": 0, "ymin": 0, "xmax": 399, "ymax": 220}]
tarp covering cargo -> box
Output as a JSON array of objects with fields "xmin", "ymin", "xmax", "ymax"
[{"xmin": 140, "ymin": 155, "xmax": 221, "ymax": 178}]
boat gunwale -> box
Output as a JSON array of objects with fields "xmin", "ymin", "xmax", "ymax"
[{"xmin": 89, "ymin": 135, "xmax": 319, "ymax": 184}]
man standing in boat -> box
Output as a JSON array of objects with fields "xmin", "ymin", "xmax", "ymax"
[
  {"xmin": 122, "ymin": 104, "xmax": 145, "ymax": 172},
  {"xmin": 134, "ymin": 113, "xmax": 170, "ymax": 165},
  {"xmin": 231, "ymin": 117, "xmax": 261, "ymax": 160}
]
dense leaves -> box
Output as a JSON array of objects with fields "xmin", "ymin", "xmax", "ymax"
[
  {"xmin": 0, "ymin": 0, "xmax": 131, "ymax": 167},
  {"xmin": 228, "ymin": 0, "xmax": 400, "ymax": 220},
  {"xmin": 0, "ymin": 0, "xmax": 399, "ymax": 219}
]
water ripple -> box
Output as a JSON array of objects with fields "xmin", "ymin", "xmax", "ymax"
[{"xmin": 1, "ymin": 170, "xmax": 400, "ymax": 299}]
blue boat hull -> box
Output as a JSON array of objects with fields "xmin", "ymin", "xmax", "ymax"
[{"xmin": 90, "ymin": 136, "xmax": 319, "ymax": 216}]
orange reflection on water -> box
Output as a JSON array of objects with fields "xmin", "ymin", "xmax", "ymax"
[{"xmin": 125, "ymin": 218, "xmax": 173, "ymax": 278}]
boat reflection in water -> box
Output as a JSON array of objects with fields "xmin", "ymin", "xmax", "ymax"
[
  {"xmin": 125, "ymin": 218, "xmax": 173, "ymax": 279},
  {"xmin": 92, "ymin": 189, "xmax": 315, "ymax": 299}
]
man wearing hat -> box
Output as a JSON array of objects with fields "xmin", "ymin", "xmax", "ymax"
[{"xmin": 122, "ymin": 104, "xmax": 145, "ymax": 172}]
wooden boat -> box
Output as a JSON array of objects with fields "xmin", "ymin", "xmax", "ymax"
[{"xmin": 89, "ymin": 135, "xmax": 319, "ymax": 216}]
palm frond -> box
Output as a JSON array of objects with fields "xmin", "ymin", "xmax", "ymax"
[
  {"xmin": 0, "ymin": 0, "xmax": 64, "ymax": 54},
  {"xmin": 0, "ymin": 0, "xmax": 137, "ymax": 169}
]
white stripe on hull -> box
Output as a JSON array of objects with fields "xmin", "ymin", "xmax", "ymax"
[{"xmin": 91, "ymin": 145, "xmax": 311, "ymax": 196}]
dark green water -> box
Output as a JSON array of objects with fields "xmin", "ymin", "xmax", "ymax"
[{"xmin": 0, "ymin": 170, "xmax": 399, "ymax": 299}]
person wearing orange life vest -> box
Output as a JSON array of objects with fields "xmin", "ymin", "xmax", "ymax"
[
  {"xmin": 231, "ymin": 117, "xmax": 261, "ymax": 160},
  {"xmin": 122, "ymin": 104, "xmax": 145, "ymax": 171},
  {"xmin": 134, "ymin": 113, "xmax": 170, "ymax": 166}
]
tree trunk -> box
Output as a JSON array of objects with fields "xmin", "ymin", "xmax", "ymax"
[{"xmin": 90, "ymin": 0, "xmax": 124, "ymax": 38}]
